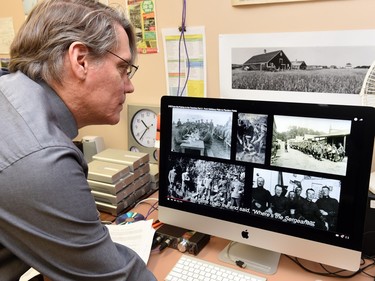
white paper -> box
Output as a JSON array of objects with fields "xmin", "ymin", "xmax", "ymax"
[
  {"xmin": 106, "ymin": 219, "xmax": 155, "ymax": 264},
  {"xmin": 20, "ymin": 267, "xmax": 40, "ymax": 281},
  {"xmin": 162, "ymin": 26, "xmax": 207, "ymax": 97}
]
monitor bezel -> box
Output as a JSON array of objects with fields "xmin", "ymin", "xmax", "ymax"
[{"xmin": 158, "ymin": 96, "xmax": 375, "ymax": 271}]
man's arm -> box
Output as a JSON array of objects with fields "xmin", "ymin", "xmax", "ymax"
[{"xmin": 0, "ymin": 146, "xmax": 155, "ymax": 281}]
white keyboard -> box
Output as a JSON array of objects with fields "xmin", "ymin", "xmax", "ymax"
[{"xmin": 165, "ymin": 255, "xmax": 267, "ymax": 281}]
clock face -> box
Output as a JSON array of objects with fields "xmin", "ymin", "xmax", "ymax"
[
  {"xmin": 153, "ymin": 149, "xmax": 159, "ymax": 161},
  {"xmin": 131, "ymin": 109, "xmax": 157, "ymax": 148},
  {"xmin": 130, "ymin": 146, "xmax": 140, "ymax": 152}
]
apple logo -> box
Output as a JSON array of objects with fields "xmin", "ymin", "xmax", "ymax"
[{"xmin": 241, "ymin": 229, "xmax": 249, "ymax": 239}]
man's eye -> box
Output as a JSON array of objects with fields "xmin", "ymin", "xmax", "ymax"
[{"xmin": 118, "ymin": 65, "xmax": 129, "ymax": 76}]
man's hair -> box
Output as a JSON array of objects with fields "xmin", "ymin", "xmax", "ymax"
[{"xmin": 9, "ymin": 0, "xmax": 136, "ymax": 84}]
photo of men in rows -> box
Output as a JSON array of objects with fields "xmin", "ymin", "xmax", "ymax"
[
  {"xmin": 252, "ymin": 168, "xmax": 340, "ymax": 231},
  {"xmin": 171, "ymin": 107, "xmax": 232, "ymax": 160},
  {"xmin": 167, "ymin": 156, "xmax": 248, "ymax": 211},
  {"xmin": 271, "ymin": 115, "xmax": 351, "ymax": 176}
]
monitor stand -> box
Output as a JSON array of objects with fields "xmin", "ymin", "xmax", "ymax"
[{"xmin": 218, "ymin": 242, "xmax": 280, "ymax": 275}]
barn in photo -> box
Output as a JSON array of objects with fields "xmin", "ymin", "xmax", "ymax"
[{"xmin": 242, "ymin": 50, "xmax": 292, "ymax": 71}]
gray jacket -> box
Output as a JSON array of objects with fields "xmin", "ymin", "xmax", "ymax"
[{"xmin": 0, "ymin": 71, "xmax": 156, "ymax": 281}]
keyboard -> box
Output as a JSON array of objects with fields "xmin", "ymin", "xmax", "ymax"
[{"xmin": 165, "ymin": 255, "xmax": 267, "ymax": 281}]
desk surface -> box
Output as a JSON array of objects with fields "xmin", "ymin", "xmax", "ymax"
[{"xmin": 103, "ymin": 191, "xmax": 374, "ymax": 281}]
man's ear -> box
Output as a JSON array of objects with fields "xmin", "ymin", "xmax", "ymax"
[{"xmin": 68, "ymin": 42, "xmax": 90, "ymax": 80}]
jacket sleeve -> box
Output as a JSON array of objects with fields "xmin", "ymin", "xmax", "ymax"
[{"xmin": 0, "ymin": 146, "xmax": 156, "ymax": 281}]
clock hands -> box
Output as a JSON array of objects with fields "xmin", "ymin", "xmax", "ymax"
[
  {"xmin": 139, "ymin": 127, "xmax": 148, "ymax": 140},
  {"xmin": 141, "ymin": 120, "xmax": 149, "ymax": 129}
]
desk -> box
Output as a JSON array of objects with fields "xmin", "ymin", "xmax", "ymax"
[
  {"xmin": 123, "ymin": 191, "xmax": 375, "ymax": 281},
  {"xmin": 180, "ymin": 140, "xmax": 205, "ymax": 155}
]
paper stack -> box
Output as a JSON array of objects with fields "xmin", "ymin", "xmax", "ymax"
[{"xmin": 88, "ymin": 148, "xmax": 153, "ymax": 215}]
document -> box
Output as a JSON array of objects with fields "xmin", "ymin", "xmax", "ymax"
[
  {"xmin": 106, "ymin": 219, "xmax": 155, "ymax": 264},
  {"xmin": 162, "ymin": 26, "xmax": 206, "ymax": 97}
]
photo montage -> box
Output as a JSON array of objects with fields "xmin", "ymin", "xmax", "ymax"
[{"xmin": 167, "ymin": 105, "xmax": 349, "ymax": 233}]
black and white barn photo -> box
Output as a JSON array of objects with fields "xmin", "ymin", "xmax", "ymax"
[
  {"xmin": 171, "ymin": 107, "xmax": 232, "ymax": 160},
  {"xmin": 252, "ymin": 168, "xmax": 341, "ymax": 232},
  {"xmin": 271, "ymin": 115, "xmax": 351, "ymax": 176},
  {"xmin": 231, "ymin": 46, "xmax": 375, "ymax": 94},
  {"xmin": 219, "ymin": 30, "xmax": 375, "ymax": 104}
]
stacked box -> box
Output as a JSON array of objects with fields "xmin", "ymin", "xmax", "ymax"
[
  {"xmin": 88, "ymin": 149, "xmax": 154, "ymax": 216},
  {"xmin": 149, "ymin": 163, "xmax": 159, "ymax": 191}
]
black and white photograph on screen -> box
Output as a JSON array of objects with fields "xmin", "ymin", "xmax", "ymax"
[
  {"xmin": 252, "ymin": 168, "xmax": 341, "ymax": 231},
  {"xmin": 166, "ymin": 155, "xmax": 251, "ymax": 213},
  {"xmin": 271, "ymin": 115, "xmax": 351, "ymax": 176},
  {"xmin": 171, "ymin": 107, "xmax": 232, "ymax": 159},
  {"xmin": 236, "ymin": 113, "xmax": 268, "ymax": 164}
]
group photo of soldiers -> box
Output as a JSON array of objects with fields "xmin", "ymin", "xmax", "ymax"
[
  {"xmin": 288, "ymin": 140, "xmax": 346, "ymax": 162},
  {"xmin": 236, "ymin": 113, "xmax": 268, "ymax": 164},
  {"xmin": 167, "ymin": 156, "xmax": 249, "ymax": 212},
  {"xmin": 171, "ymin": 107, "xmax": 232, "ymax": 159},
  {"xmin": 271, "ymin": 115, "xmax": 351, "ymax": 176},
  {"xmin": 251, "ymin": 168, "xmax": 341, "ymax": 231}
]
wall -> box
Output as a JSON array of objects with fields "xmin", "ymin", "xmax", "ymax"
[
  {"xmin": 78, "ymin": 0, "xmax": 375, "ymax": 150},
  {"xmin": 1, "ymin": 0, "xmax": 375, "ymax": 151},
  {"xmin": 0, "ymin": 0, "xmax": 24, "ymax": 59}
]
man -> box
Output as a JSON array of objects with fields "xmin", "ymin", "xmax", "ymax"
[
  {"xmin": 200, "ymin": 126, "xmax": 213, "ymax": 156},
  {"xmin": 316, "ymin": 186, "xmax": 339, "ymax": 231},
  {"xmin": 230, "ymin": 174, "xmax": 245, "ymax": 207},
  {"xmin": 299, "ymin": 189, "xmax": 326, "ymax": 230},
  {"xmin": 270, "ymin": 184, "xmax": 288, "ymax": 217},
  {"xmin": 252, "ymin": 176, "xmax": 272, "ymax": 212},
  {"xmin": 168, "ymin": 165, "xmax": 177, "ymax": 189},
  {"xmin": 0, "ymin": 1, "xmax": 156, "ymax": 280}
]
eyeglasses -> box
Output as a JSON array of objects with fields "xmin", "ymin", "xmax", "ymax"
[{"xmin": 106, "ymin": 50, "xmax": 139, "ymax": 79}]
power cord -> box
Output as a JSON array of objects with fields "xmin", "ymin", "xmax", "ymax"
[
  {"xmin": 226, "ymin": 241, "xmax": 375, "ymax": 279},
  {"xmin": 284, "ymin": 254, "xmax": 375, "ymax": 279},
  {"xmin": 177, "ymin": 0, "xmax": 190, "ymax": 96}
]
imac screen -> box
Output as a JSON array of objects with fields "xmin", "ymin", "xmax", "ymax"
[{"xmin": 158, "ymin": 96, "xmax": 375, "ymax": 273}]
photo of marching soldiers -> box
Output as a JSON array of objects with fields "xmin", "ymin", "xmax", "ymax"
[
  {"xmin": 252, "ymin": 168, "xmax": 341, "ymax": 232},
  {"xmin": 166, "ymin": 155, "xmax": 250, "ymax": 213},
  {"xmin": 171, "ymin": 107, "xmax": 232, "ymax": 160},
  {"xmin": 271, "ymin": 115, "xmax": 351, "ymax": 176},
  {"xmin": 236, "ymin": 113, "xmax": 268, "ymax": 164}
]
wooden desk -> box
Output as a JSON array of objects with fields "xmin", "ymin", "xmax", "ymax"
[{"xmin": 123, "ymin": 191, "xmax": 375, "ymax": 281}]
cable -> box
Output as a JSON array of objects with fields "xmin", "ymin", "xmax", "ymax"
[
  {"xmin": 225, "ymin": 241, "xmax": 247, "ymax": 269},
  {"xmin": 159, "ymin": 238, "xmax": 172, "ymax": 251},
  {"xmin": 177, "ymin": 0, "xmax": 190, "ymax": 96},
  {"xmin": 133, "ymin": 197, "xmax": 158, "ymax": 208},
  {"xmin": 284, "ymin": 255, "xmax": 375, "ymax": 279},
  {"xmin": 144, "ymin": 200, "xmax": 159, "ymax": 220}
]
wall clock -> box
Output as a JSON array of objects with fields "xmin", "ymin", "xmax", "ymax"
[{"xmin": 127, "ymin": 104, "xmax": 160, "ymax": 163}]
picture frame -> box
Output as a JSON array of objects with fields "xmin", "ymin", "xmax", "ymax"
[
  {"xmin": 232, "ymin": 0, "xmax": 316, "ymax": 5},
  {"xmin": 219, "ymin": 29, "xmax": 375, "ymax": 106}
]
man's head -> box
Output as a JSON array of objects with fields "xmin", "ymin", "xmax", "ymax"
[
  {"xmin": 256, "ymin": 177, "xmax": 265, "ymax": 188},
  {"xmin": 9, "ymin": 0, "xmax": 137, "ymax": 127},
  {"xmin": 274, "ymin": 185, "xmax": 283, "ymax": 197},
  {"xmin": 306, "ymin": 188, "xmax": 315, "ymax": 201},
  {"xmin": 321, "ymin": 186, "xmax": 330, "ymax": 197}
]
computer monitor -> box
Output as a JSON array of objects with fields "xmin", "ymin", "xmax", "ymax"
[{"xmin": 158, "ymin": 96, "xmax": 375, "ymax": 274}]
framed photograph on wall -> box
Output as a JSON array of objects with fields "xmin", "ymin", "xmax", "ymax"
[
  {"xmin": 219, "ymin": 29, "xmax": 375, "ymax": 106},
  {"xmin": 232, "ymin": 0, "xmax": 315, "ymax": 5}
]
